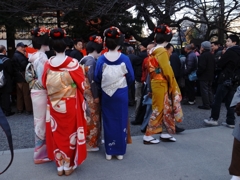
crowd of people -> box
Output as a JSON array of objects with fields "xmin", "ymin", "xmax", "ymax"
[{"xmin": 0, "ymin": 24, "xmax": 239, "ymax": 179}]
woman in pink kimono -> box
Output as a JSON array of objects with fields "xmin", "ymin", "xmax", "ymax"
[{"xmin": 26, "ymin": 27, "xmax": 51, "ymax": 164}]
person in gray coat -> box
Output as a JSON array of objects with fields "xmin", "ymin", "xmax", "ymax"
[{"xmin": 229, "ymin": 86, "xmax": 240, "ymax": 180}]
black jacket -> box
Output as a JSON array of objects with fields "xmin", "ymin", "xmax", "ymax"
[
  {"xmin": 0, "ymin": 54, "xmax": 13, "ymax": 93},
  {"xmin": 128, "ymin": 54, "xmax": 143, "ymax": 82},
  {"xmin": 170, "ymin": 52, "xmax": 181, "ymax": 79},
  {"xmin": 69, "ymin": 49, "xmax": 83, "ymax": 62},
  {"xmin": 196, "ymin": 50, "xmax": 215, "ymax": 81},
  {"xmin": 133, "ymin": 50, "xmax": 147, "ymax": 82},
  {"xmin": 11, "ymin": 50, "xmax": 28, "ymax": 83},
  {"xmin": 217, "ymin": 46, "xmax": 240, "ymax": 84}
]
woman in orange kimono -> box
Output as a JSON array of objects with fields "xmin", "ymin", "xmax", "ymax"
[
  {"xmin": 143, "ymin": 24, "xmax": 183, "ymax": 144},
  {"xmin": 42, "ymin": 28, "xmax": 87, "ymax": 176},
  {"xmin": 80, "ymin": 35, "xmax": 103, "ymax": 151}
]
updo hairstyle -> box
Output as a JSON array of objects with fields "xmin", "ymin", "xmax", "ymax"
[
  {"xmin": 86, "ymin": 35, "xmax": 103, "ymax": 54},
  {"xmin": 31, "ymin": 27, "xmax": 50, "ymax": 49},
  {"xmin": 50, "ymin": 28, "xmax": 67, "ymax": 53},
  {"xmin": 154, "ymin": 24, "xmax": 172, "ymax": 44},
  {"xmin": 103, "ymin": 26, "xmax": 124, "ymax": 50}
]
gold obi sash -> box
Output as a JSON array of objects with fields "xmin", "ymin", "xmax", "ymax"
[{"xmin": 46, "ymin": 70, "xmax": 76, "ymax": 107}]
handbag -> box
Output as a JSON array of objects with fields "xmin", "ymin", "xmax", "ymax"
[
  {"xmin": 188, "ymin": 70, "xmax": 197, "ymax": 81},
  {"xmin": 0, "ymin": 108, "xmax": 14, "ymax": 174}
]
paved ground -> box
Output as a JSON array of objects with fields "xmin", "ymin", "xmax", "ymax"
[
  {"xmin": 0, "ymin": 126, "xmax": 234, "ymax": 180},
  {"xmin": 0, "ymin": 96, "xmax": 228, "ymax": 151}
]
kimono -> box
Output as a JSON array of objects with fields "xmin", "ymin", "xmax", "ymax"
[
  {"xmin": 81, "ymin": 55, "xmax": 101, "ymax": 150},
  {"xmin": 42, "ymin": 56, "xmax": 87, "ymax": 170},
  {"xmin": 94, "ymin": 53, "xmax": 134, "ymax": 155},
  {"xmin": 146, "ymin": 46, "xmax": 183, "ymax": 135},
  {"xmin": 28, "ymin": 51, "xmax": 49, "ymax": 164}
]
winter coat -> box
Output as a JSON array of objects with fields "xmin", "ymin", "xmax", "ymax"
[
  {"xmin": 128, "ymin": 53, "xmax": 143, "ymax": 82},
  {"xmin": 0, "ymin": 54, "xmax": 13, "ymax": 93},
  {"xmin": 196, "ymin": 50, "xmax": 215, "ymax": 81},
  {"xmin": 11, "ymin": 50, "xmax": 28, "ymax": 83},
  {"xmin": 170, "ymin": 52, "xmax": 181, "ymax": 79},
  {"xmin": 69, "ymin": 49, "xmax": 83, "ymax": 62},
  {"xmin": 184, "ymin": 51, "xmax": 198, "ymax": 76},
  {"xmin": 217, "ymin": 46, "xmax": 240, "ymax": 84}
]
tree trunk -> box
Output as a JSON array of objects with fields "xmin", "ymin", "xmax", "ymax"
[{"xmin": 5, "ymin": 24, "xmax": 16, "ymax": 58}]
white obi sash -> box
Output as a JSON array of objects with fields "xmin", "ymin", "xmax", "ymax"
[{"xmin": 101, "ymin": 62, "xmax": 128, "ymax": 97}]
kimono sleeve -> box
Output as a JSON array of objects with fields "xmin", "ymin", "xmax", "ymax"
[
  {"xmin": 42, "ymin": 61, "xmax": 50, "ymax": 89},
  {"xmin": 69, "ymin": 65, "xmax": 85, "ymax": 94},
  {"xmin": 156, "ymin": 51, "xmax": 175, "ymax": 94},
  {"xmin": 94, "ymin": 57, "xmax": 104, "ymax": 87}
]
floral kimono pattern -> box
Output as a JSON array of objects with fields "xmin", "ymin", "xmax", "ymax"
[{"xmin": 146, "ymin": 47, "xmax": 183, "ymax": 136}]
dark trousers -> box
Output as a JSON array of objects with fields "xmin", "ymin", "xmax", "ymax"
[
  {"xmin": 211, "ymin": 84, "xmax": 235, "ymax": 124},
  {"xmin": 16, "ymin": 82, "xmax": 32, "ymax": 112},
  {"xmin": 229, "ymin": 138, "xmax": 240, "ymax": 176},
  {"xmin": 0, "ymin": 93, "xmax": 11, "ymax": 113},
  {"xmin": 199, "ymin": 81, "xmax": 213, "ymax": 108},
  {"xmin": 185, "ymin": 79, "xmax": 195, "ymax": 102},
  {"xmin": 128, "ymin": 82, "xmax": 135, "ymax": 105}
]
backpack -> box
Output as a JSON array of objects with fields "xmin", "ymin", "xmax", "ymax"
[
  {"xmin": 0, "ymin": 57, "xmax": 9, "ymax": 88},
  {"xmin": 25, "ymin": 63, "xmax": 43, "ymax": 90}
]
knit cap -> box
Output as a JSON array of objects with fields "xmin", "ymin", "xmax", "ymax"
[{"xmin": 201, "ymin": 41, "xmax": 211, "ymax": 50}]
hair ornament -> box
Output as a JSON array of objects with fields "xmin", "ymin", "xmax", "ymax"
[
  {"xmin": 154, "ymin": 24, "xmax": 172, "ymax": 35},
  {"xmin": 103, "ymin": 26, "xmax": 122, "ymax": 39},
  {"xmin": 50, "ymin": 28, "xmax": 66, "ymax": 39},
  {"xmin": 31, "ymin": 26, "xmax": 50, "ymax": 37},
  {"xmin": 89, "ymin": 35, "xmax": 102, "ymax": 44}
]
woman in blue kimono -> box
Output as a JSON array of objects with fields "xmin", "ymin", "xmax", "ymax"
[{"xmin": 94, "ymin": 27, "xmax": 134, "ymax": 160}]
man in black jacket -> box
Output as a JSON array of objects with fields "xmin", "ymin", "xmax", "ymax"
[
  {"xmin": 204, "ymin": 35, "xmax": 240, "ymax": 128},
  {"xmin": 69, "ymin": 39, "xmax": 83, "ymax": 61},
  {"xmin": 197, "ymin": 41, "xmax": 215, "ymax": 110},
  {"xmin": 12, "ymin": 42, "xmax": 32, "ymax": 114},
  {"xmin": 0, "ymin": 45, "xmax": 15, "ymax": 116},
  {"xmin": 131, "ymin": 41, "xmax": 148, "ymax": 125}
]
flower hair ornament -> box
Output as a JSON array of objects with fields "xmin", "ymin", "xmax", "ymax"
[
  {"xmin": 31, "ymin": 26, "xmax": 50, "ymax": 37},
  {"xmin": 154, "ymin": 24, "xmax": 172, "ymax": 35},
  {"xmin": 103, "ymin": 26, "xmax": 122, "ymax": 39},
  {"xmin": 50, "ymin": 28, "xmax": 66, "ymax": 39},
  {"xmin": 89, "ymin": 35, "xmax": 103, "ymax": 44}
]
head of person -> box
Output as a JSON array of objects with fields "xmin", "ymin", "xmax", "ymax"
[
  {"xmin": 146, "ymin": 42, "xmax": 155, "ymax": 55},
  {"xmin": 103, "ymin": 26, "xmax": 124, "ymax": 51},
  {"xmin": 184, "ymin": 44, "xmax": 192, "ymax": 54},
  {"xmin": 126, "ymin": 46, "xmax": 134, "ymax": 55},
  {"xmin": 73, "ymin": 39, "xmax": 83, "ymax": 51},
  {"xmin": 31, "ymin": 27, "xmax": 50, "ymax": 51},
  {"xmin": 64, "ymin": 36, "xmax": 74, "ymax": 50},
  {"xmin": 16, "ymin": 42, "xmax": 26, "ymax": 54},
  {"xmin": 226, "ymin": 34, "xmax": 239, "ymax": 48},
  {"xmin": 211, "ymin": 41, "xmax": 220, "ymax": 51},
  {"xmin": 0, "ymin": 45, "xmax": 7, "ymax": 55},
  {"xmin": 200, "ymin": 41, "xmax": 211, "ymax": 53},
  {"xmin": 86, "ymin": 35, "xmax": 103, "ymax": 59},
  {"xmin": 50, "ymin": 28, "xmax": 67, "ymax": 53},
  {"xmin": 165, "ymin": 43, "xmax": 174, "ymax": 56},
  {"xmin": 154, "ymin": 24, "xmax": 173, "ymax": 44},
  {"xmin": 139, "ymin": 40, "xmax": 148, "ymax": 52}
]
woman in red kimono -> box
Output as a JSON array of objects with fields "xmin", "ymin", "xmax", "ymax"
[{"xmin": 42, "ymin": 28, "xmax": 87, "ymax": 176}]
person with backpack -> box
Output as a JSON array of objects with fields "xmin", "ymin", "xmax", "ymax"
[
  {"xmin": 204, "ymin": 34, "xmax": 240, "ymax": 128},
  {"xmin": 0, "ymin": 45, "xmax": 14, "ymax": 116}
]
